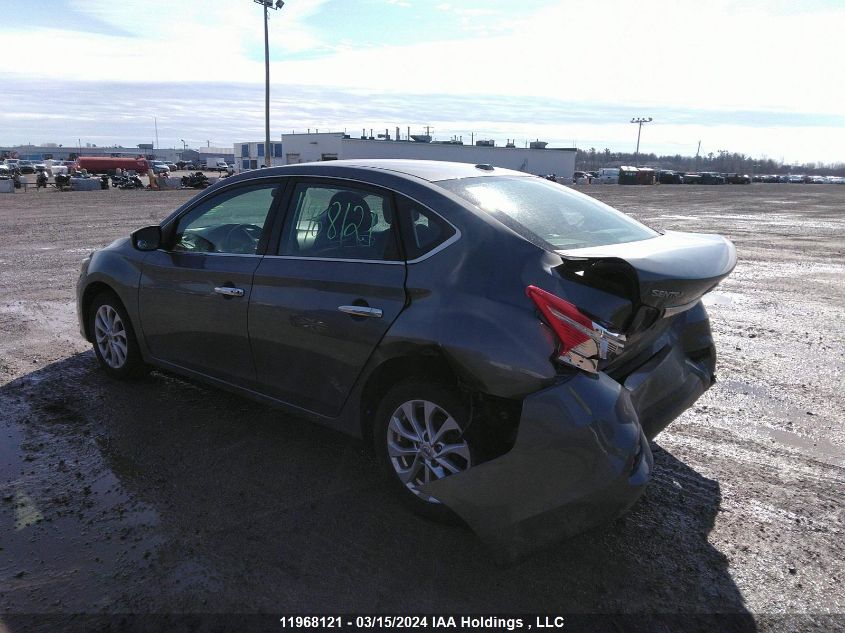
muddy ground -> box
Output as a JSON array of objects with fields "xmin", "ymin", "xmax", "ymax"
[{"xmin": 0, "ymin": 183, "xmax": 842, "ymax": 632}]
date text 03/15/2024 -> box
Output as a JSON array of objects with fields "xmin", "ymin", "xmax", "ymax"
[{"xmin": 278, "ymin": 616, "xmax": 567, "ymax": 630}]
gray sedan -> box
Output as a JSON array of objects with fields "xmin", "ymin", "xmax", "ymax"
[{"xmin": 76, "ymin": 159, "xmax": 735, "ymax": 561}]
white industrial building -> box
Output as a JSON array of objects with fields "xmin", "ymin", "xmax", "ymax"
[{"xmin": 234, "ymin": 132, "xmax": 576, "ymax": 179}]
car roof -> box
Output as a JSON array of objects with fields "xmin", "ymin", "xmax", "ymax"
[{"xmin": 252, "ymin": 159, "xmax": 531, "ymax": 183}]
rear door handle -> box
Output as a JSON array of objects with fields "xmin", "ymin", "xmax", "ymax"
[
  {"xmin": 214, "ymin": 286, "xmax": 245, "ymax": 297},
  {"xmin": 338, "ymin": 305, "xmax": 383, "ymax": 318}
]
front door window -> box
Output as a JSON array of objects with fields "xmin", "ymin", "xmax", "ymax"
[{"xmin": 173, "ymin": 184, "xmax": 279, "ymax": 254}]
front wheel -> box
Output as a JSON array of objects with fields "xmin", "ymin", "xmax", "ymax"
[
  {"xmin": 88, "ymin": 292, "xmax": 148, "ymax": 379},
  {"xmin": 374, "ymin": 381, "xmax": 476, "ymax": 522}
]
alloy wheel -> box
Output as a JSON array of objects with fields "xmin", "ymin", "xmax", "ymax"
[
  {"xmin": 94, "ymin": 304, "xmax": 128, "ymax": 369},
  {"xmin": 386, "ymin": 399, "xmax": 472, "ymax": 503}
]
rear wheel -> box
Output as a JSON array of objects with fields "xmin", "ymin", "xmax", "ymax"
[
  {"xmin": 88, "ymin": 292, "xmax": 148, "ymax": 379},
  {"xmin": 374, "ymin": 380, "xmax": 475, "ymax": 522}
]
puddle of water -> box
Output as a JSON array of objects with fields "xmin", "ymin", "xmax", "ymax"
[
  {"xmin": 763, "ymin": 426, "xmax": 845, "ymax": 468},
  {"xmin": 720, "ymin": 379, "xmax": 768, "ymax": 398},
  {"xmin": 14, "ymin": 490, "xmax": 44, "ymax": 530},
  {"xmin": 0, "ymin": 302, "xmax": 27, "ymax": 316},
  {"xmin": 703, "ymin": 291, "xmax": 739, "ymax": 307},
  {"xmin": 0, "ymin": 421, "xmax": 24, "ymax": 469},
  {"xmin": 718, "ymin": 378, "xmax": 845, "ymax": 468}
]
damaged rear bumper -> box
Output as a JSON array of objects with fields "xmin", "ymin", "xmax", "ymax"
[
  {"xmin": 422, "ymin": 337, "xmax": 714, "ymax": 563},
  {"xmin": 625, "ymin": 342, "xmax": 713, "ymax": 440}
]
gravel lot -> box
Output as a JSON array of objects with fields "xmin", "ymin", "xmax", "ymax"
[{"xmin": 0, "ymin": 183, "xmax": 843, "ymax": 631}]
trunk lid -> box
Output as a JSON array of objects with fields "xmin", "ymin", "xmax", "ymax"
[
  {"xmin": 559, "ymin": 231, "xmax": 736, "ymax": 310},
  {"xmin": 549, "ymin": 231, "xmax": 735, "ymax": 367},
  {"xmin": 558, "ymin": 231, "xmax": 736, "ymax": 315},
  {"xmin": 540, "ymin": 231, "xmax": 736, "ymax": 370}
]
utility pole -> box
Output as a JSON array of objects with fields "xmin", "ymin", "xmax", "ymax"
[
  {"xmin": 630, "ymin": 117, "xmax": 652, "ymax": 166},
  {"xmin": 254, "ymin": 0, "xmax": 285, "ymax": 168}
]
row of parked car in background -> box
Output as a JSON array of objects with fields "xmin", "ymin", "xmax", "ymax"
[
  {"xmin": 150, "ymin": 160, "xmax": 234, "ymax": 175},
  {"xmin": 0, "ymin": 158, "xmax": 74, "ymax": 176},
  {"xmin": 570, "ymin": 167, "xmax": 845, "ymax": 185},
  {"xmin": 750, "ymin": 173, "xmax": 844, "ymax": 184},
  {"xmin": 1, "ymin": 156, "xmax": 235, "ymax": 193},
  {"xmin": 1, "ymin": 158, "xmax": 235, "ymax": 178}
]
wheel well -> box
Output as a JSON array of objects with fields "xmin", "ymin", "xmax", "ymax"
[
  {"xmin": 359, "ymin": 352, "xmax": 461, "ymax": 449},
  {"xmin": 80, "ymin": 282, "xmax": 120, "ymax": 342},
  {"xmin": 358, "ymin": 352, "xmax": 523, "ymax": 460}
]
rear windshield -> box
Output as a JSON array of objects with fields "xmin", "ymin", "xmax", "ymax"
[{"xmin": 437, "ymin": 176, "xmax": 657, "ymax": 250}]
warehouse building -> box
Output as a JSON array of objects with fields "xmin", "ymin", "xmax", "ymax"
[{"xmin": 234, "ymin": 132, "xmax": 576, "ymax": 179}]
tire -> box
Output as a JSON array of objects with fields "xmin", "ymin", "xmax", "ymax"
[
  {"xmin": 374, "ymin": 380, "xmax": 476, "ymax": 523},
  {"xmin": 88, "ymin": 291, "xmax": 148, "ymax": 379}
]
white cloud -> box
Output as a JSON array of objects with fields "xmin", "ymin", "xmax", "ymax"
[
  {"xmin": 63, "ymin": 0, "xmax": 334, "ymax": 55},
  {"xmin": 3, "ymin": 0, "xmax": 841, "ymax": 116},
  {"xmin": 1, "ymin": 79, "xmax": 842, "ymax": 163},
  {"xmin": 0, "ymin": 0, "xmax": 842, "ymax": 162}
]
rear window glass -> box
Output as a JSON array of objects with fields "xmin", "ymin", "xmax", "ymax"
[{"xmin": 437, "ymin": 176, "xmax": 657, "ymax": 250}]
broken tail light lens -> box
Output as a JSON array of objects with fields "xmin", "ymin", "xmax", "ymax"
[{"xmin": 526, "ymin": 285, "xmax": 626, "ymax": 374}]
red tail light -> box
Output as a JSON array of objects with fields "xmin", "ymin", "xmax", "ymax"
[
  {"xmin": 526, "ymin": 285, "xmax": 626, "ymax": 373},
  {"xmin": 525, "ymin": 286, "xmax": 593, "ymax": 351}
]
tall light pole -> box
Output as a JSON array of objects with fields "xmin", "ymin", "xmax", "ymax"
[
  {"xmin": 630, "ymin": 117, "xmax": 652, "ymax": 167},
  {"xmin": 254, "ymin": 0, "xmax": 284, "ymax": 168}
]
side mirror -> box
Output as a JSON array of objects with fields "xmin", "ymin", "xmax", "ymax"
[{"xmin": 131, "ymin": 225, "xmax": 162, "ymax": 251}]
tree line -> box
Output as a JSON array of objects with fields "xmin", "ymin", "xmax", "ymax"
[{"xmin": 574, "ymin": 148, "xmax": 845, "ymax": 176}]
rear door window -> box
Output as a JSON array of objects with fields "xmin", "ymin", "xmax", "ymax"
[{"xmin": 279, "ymin": 182, "xmax": 401, "ymax": 261}]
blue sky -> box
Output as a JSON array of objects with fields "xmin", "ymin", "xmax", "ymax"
[{"xmin": 1, "ymin": 0, "xmax": 843, "ymax": 163}]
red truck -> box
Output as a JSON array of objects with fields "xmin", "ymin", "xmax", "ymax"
[{"xmin": 75, "ymin": 156, "xmax": 149, "ymax": 174}]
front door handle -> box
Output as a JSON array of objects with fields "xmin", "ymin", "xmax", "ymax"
[
  {"xmin": 214, "ymin": 286, "xmax": 245, "ymax": 297},
  {"xmin": 338, "ymin": 305, "xmax": 383, "ymax": 318}
]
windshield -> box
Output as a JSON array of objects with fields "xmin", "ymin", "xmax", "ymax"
[{"xmin": 437, "ymin": 176, "xmax": 657, "ymax": 250}]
